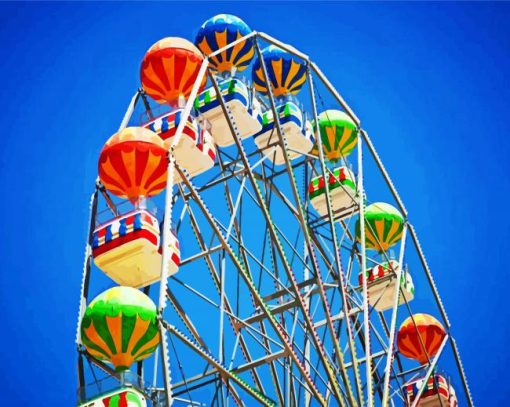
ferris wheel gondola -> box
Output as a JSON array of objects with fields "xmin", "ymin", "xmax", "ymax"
[
  {"xmin": 308, "ymin": 165, "xmax": 357, "ymax": 219},
  {"xmin": 92, "ymin": 209, "xmax": 180, "ymax": 288},
  {"xmin": 358, "ymin": 260, "xmax": 415, "ymax": 311},
  {"xmin": 144, "ymin": 109, "xmax": 216, "ymax": 182},
  {"xmin": 252, "ymin": 45, "xmax": 314, "ymax": 164},
  {"xmin": 254, "ymin": 100, "xmax": 315, "ymax": 165},
  {"xmin": 194, "ymin": 15, "xmax": 263, "ymax": 147},
  {"xmin": 195, "ymin": 78, "xmax": 263, "ymax": 146},
  {"xmin": 404, "ymin": 373, "xmax": 458, "ymax": 407}
]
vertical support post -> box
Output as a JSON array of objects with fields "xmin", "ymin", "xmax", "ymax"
[
  {"xmin": 76, "ymin": 188, "xmax": 99, "ymax": 345},
  {"xmin": 76, "ymin": 187, "xmax": 99, "ymax": 394},
  {"xmin": 307, "ymin": 67, "xmax": 359, "ymax": 406},
  {"xmin": 285, "ymin": 357, "xmax": 291, "ymax": 406},
  {"xmin": 219, "ymin": 254, "xmax": 227, "ymax": 365},
  {"xmin": 137, "ymin": 286, "xmax": 150, "ymax": 387},
  {"xmin": 219, "ymin": 175, "xmax": 246, "ymax": 366},
  {"xmin": 157, "ymin": 152, "xmax": 176, "ymax": 407},
  {"xmin": 303, "ymin": 240, "xmax": 311, "ymax": 407},
  {"xmin": 152, "ymin": 347, "xmax": 159, "ymax": 388},
  {"xmin": 76, "ymin": 185, "xmax": 100, "ymax": 404},
  {"xmin": 382, "ymin": 224, "xmax": 408, "ymax": 405},
  {"xmin": 357, "ymin": 133, "xmax": 373, "ymax": 406},
  {"xmin": 157, "ymin": 57, "xmax": 210, "ymax": 407},
  {"xmin": 77, "ymin": 353, "xmax": 85, "ymax": 403},
  {"xmin": 157, "ymin": 333, "xmax": 172, "ymax": 406}
]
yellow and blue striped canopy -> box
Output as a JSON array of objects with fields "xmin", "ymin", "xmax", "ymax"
[
  {"xmin": 252, "ymin": 45, "xmax": 307, "ymax": 97},
  {"xmin": 195, "ymin": 14, "xmax": 254, "ymax": 73}
]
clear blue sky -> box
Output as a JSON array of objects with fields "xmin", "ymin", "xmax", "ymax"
[{"xmin": 0, "ymin": 1, "xmax": 508, "ymax": 405}]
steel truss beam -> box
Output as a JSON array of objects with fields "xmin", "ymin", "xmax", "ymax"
[
  {"xmin": 177, "ymin": 185, "xmax": 268, "ymax": 399},
  {"xmin": 176, "ymin": 163, "xmax": 326, "ymax": 404},
  {"xmin": 214, "ymin": 152, "xmax": 286, "ymax": 405},
  {"xmin": 208, "ymin": 62, "xmax": 347, "ymax": 405},
  {"xmin": 163, "ymin": 321, "xmax": 276, "ymax": 406}
]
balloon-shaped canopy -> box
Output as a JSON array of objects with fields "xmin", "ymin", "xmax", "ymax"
[
  {"xmin": 140, "ymin": 37, "xmax": 206, "ymax": 105},
  {"xmin": 356, "ymin": 202, "xmax": 404, "ymax": 253},
  {"xmin": 252, "ymin": 45, "xmax": 307, "ymax": 97},
  {"xmin": 311, "ymin": 110, "xmax": 357, "ymax": 163},
  {"xmin": 80, "ymin": 286, "xmax": 160, "ymax": 371},
  {"xmin": 98, "ymin": 127, "xmax": 168, "ymax": 202},
  {"xmin": 397, "ymin": 314, "xmax": 446, "ymax": 364},
  {"xmin": 195, "ymin": 14, "xmax": 254, "ymax": 74}
]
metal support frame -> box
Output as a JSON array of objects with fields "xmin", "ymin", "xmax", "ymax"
[
  {"xmin": 252, "ymin": 38, "xmax": 349, "ymax": 405},
  {"xmin": 308, "ymin": 64, "xmax": 360, "ymax": 407},
  {"xmin": 382, "ymin": 225, "xmax": 408, "ymax": 405},
  {"xmin": 175, "ymin": 160, "xmax": 326, "ymax": 404},
  {"xmin": 177, "ymin": 172, "xmax": 273, "ymax": 402},
  {"xmin": 76, "ymin": 29, "xmax": 473, "ymax": 407},
  {"xmin": 215, "ymin": 152, "xmax": 282, "ymax": 402},
  {"xmin": 76, "ymin": 187, "xmax": 99, "ymax": 396},
  {"xmin": 358, "ymin": 133, "xmax": 373, "ymax": 406},
  {"xmin": 163, "ymin": 321, "xmax": 276, "ymax": 406},
  {"xmin": 208, "ymin": 66, "xmax": 338, "ymax": 404}
]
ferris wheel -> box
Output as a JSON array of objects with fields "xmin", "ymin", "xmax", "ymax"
[{"xmin": 75, "ymin": 14, "xmax": 474, "ymax": 407}]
